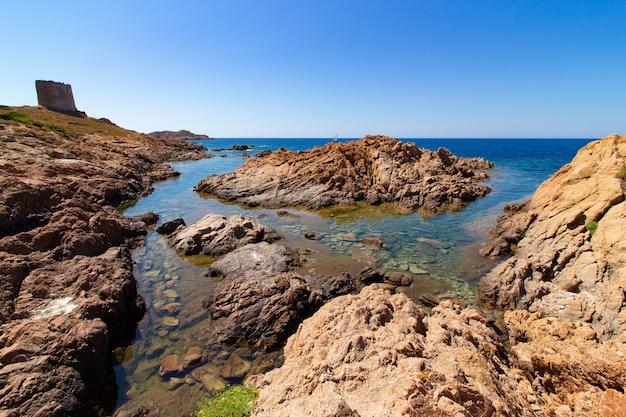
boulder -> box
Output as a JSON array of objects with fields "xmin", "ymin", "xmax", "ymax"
[
  {"xmin": 206, "ymin": 242, "xmax": 299, "ymax": 280},
  {"xmin": 195, "ymin": 135, "xmax": 493, "ymax": 214},
  {"xmin": 248, "ymin": 285, "xmax": 533, "ymax": 417},
  {"xmin": 205, "ymin": 272, "xmax": 356, "ymax": 351},
  {"xmin": 167, "ymin": 213, "xmax": 282, "ymax": 256}
]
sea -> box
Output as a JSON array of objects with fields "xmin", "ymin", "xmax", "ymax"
[{"xmin": 114, "ymin": 137, "xmax": 593, "ymax": 415}]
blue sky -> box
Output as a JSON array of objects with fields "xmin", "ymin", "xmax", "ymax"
[{"xmin": 2, "ymin": 0, "xmax": 625, "ymax": 138}]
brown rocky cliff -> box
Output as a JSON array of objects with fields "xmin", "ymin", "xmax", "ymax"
[
  {"xmin": 479, "ymin": 134, "xmax": 626, "ymax": 340},
  {"xmin": 0, "ymin": 106, "xmax": 208, "ymax": 416},
  {"xmin": 195, "ymin": 135, "xmax": 493, "ymax": 214}
]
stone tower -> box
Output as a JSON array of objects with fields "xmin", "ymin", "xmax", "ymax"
[{"xmin": 35, "ymin": 80, "xmax": 78, "ymax": 114}]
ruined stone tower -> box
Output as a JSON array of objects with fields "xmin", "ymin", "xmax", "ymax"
[{"xmin": 35, "ymin": 80, "xmax": 78, "ymax": 114}]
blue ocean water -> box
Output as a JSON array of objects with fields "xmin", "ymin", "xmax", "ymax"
[{"xmin": 116, "ymin": 137, "xmax": 593, "ymax": 413}]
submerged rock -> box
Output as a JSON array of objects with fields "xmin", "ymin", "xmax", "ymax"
[{"xmin": 195, "ymin": 135, "xmax": 493, "ymax": 214}]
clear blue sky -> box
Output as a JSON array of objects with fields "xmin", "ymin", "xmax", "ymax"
[{"xmin": 2, "ymin": 0, "xmax": 625, "ymax": 138}]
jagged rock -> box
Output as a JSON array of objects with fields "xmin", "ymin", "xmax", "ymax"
[
  {"xmin": 195, "ymin": 135, "xmax": 493, "ymax": 214},
  {"xmin": 248, "ymin": 285, "xmax": 534, "ymax": 417},
  {"xmin": 156, "ymin": 217, "xmax": 186, "ymax": 235},
  {"xmin": 0, "ymin": 106, "xmax": 207, "ymax": 416},
  {"xmin": 479, "ymin": 134, "xmax": 626, "ymax": 340},
  {"xmin": 167, "ymin": 213, "xmax": 282, "ymax": 256},
  {"xmin": 206, "ymin": 242, "xmax": 299, "ymax": 280},
  {"xmin": 205, "ymin": 272, "xmax": 356, "ymax": 351}
]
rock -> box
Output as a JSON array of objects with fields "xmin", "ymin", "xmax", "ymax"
[
  {"xmin": 385, "ymin": 271, "xmax": 413, "ymax": 286},
  {"xmin": 416, "ymin": 237, "xmax": 450, "ymax": 249},
  {"xmin": 191, "ymin": 365, "xmax": 227, "ymax": 393},
  {"xmin": 206, "ymin": 242, "xmax": 300, "ymax": 280},
  {"xmin": 162, "ymin": 289, "xmax": 179, "ymax": 300},
  {"xmin": 247, "ymin": 285, "xmax": 531, "ymax": 417},
  {"xmin": 156, "ymin": 218, "xmax": 186, "ymax": 235},
  {"xmin": 162, "ymin": 317, "xmax": 179, "ymax": 327},
  {"xmin": 183, "ymin": 346, "xmax": 203, "ymax": 368},
  {"xmin": 304, "ymin": 231, "xmax": 322, "ymax": 240},
  {"xmin": 167, "ymin": 213, "xmax": 283, "ymax": 256},
  {"xmin": 160, "ymin": 302, "xmax": 182, "ymax": 315},
  {"xmin": 220, "ymin": 353, "xmax": 252, "ymax": 379},
  {"xmin": 205, "ymin": 272, "xmax": 356, "ymax": 351},
  {"xmin": 357, "ymin": 266, "xmax": 385, "ymax": 284},
  {"xmin": 359, "ymin": 237, "xmax": 387, "ymax": 248},
  {"xmin": 195, "ymin": 135, "xmax": 493, "ymax": 214},
  {"xmin": 275, "ymin": 210, "xmax": 300, "ymax": 219},
  {"xmin": 478, "ymin": 134, "xmax": 626, "ymax": 340},
  {"xmin": 158, "ymin": 354, "xmax": 183, "ymax": 377},
  {"xmin": 145, "ymin": 343, "xmax": 165, "ymax": 360},
  {"xmin": 417, "ymin": 292, "xmax": 440, "ymax": 307},
  {"xmin": 0, "ymin": 106, "xmax": 207, "ymax": 416}
]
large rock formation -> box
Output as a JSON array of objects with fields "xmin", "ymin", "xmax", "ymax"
[
  {"xmin": 195, "ymin": 135, "xmax": 493, "ymax": 214},
  {"xmin": 248, "ymin": 285, "xmax": 626, "ymax": 417},
  {"xmin": 479, "ymin": 134, "xmax": 626, "ymax": 340},
  {"xmin": 248, "ymin": 285, "xmax": 532, "ymax": 416},
  {"xmin": 0, "ymin": 106, "xmax": 208, "ymax": 416}
]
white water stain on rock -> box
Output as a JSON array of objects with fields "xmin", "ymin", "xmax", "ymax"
[{"xmin": 31, "ymin": 296, "xmax": 77, "ymax": 319}]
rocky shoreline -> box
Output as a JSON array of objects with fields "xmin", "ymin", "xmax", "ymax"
[
  {"xmin": 3, "ymin": 107, "xmax": 625, "ymax": 417},
  {"xmin": 247, "ymin": 134, "xmax": 626, "ymax": 417},
  {"xmin": 0, "ymin": 107, "xmax": 208, "ymax": 416}
]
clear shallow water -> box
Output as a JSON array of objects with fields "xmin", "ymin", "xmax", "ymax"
[{"xmin": 115, "ymin": 137, "xmax": 593, "ymax": 414}]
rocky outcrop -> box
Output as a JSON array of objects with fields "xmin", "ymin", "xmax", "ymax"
[
  {"xmin": 248, "ymin": 285, "xmax": 534, "ymax": 417},
  {"xmin": 203, "ymin": 242, "xmax": 356, "ymax": 351},
  {"xmin": 148, "ymin": 130, "xmax": 212, "ymax": 141},
  {"xmin": 0, "ymin": 106, "xmax": 208, "ymax": 416},
  {"xmin": 195, "ymin": 135, "xmax": 493, "ymax": 214},
  {"xmin": 206, "ymin": 271, "xmax": 355, "ymax": 351},
  {"xmin": 248, "ymin": 285, "xmax": 626, "ymax": 417},
  {"xmin": 166, "ymin": 213, "xmax": 283, "ymax": 256},
  {"xmin": 479, "ymin": 134, "xmax": 626, "ymax": 340}
]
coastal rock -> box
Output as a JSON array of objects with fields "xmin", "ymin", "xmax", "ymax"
[
  {"xmin": 504, "ymin": 309, "xmax": 626, "ymax": 415},
  {"xmin": 479, "ymin": 134, "xmax": 626, "ymax": 340},
  {"xmin": 205, "ymin": 271, "xmax": 356, "ymax": 351},
  {"xmin": 206, "ymin": 242, "xmax": 299, "ymax": 280},
  {"xmin": 195, "ymin": 135, "xmax": 493, "ymax": 214},
  {"xmin": 0, "ymin": 106, "xmax": 207, "ymax": 416},
  {"xmin": 167, "ymin": 213, "xmax": 283, "ymax": 256},
  {"xmin": 248, "ymin": 285, "xmax": 533, "ymax": 417},
  {"xmin": 156, "ymin": 217, "xmax": 186, "ymax": 235}
]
